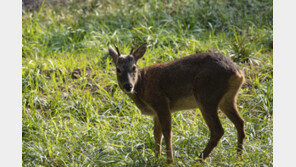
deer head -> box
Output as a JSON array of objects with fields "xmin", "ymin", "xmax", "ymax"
[{"xmin": 108, "ymin": 43, "xmax": 147, "ymax": 94}]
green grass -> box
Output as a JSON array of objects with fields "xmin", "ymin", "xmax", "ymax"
[{"xmin": 22, "ymin": 0, "xmax": 273, "ymax": 166}]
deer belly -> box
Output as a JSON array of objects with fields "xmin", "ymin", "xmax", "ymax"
[{"xmin": 170, "ymin": 95, "xmax": 198, "ymax": 112}]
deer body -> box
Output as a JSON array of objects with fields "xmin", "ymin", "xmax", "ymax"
[{"xmin": 108, "ymin": 44, "xmax": 246, "ymax": 163}]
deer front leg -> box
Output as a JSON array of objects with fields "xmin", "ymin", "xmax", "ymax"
[
  {"xmin": 149, "ymin": 95, "xmax": 173, "ymax": 164},
  {"xmin": 154, "ymin": 116, "xmax": 163, "ymax": 158},
  {"xmin": 155, "ymin": 108, "xmax": 173, "ymax": 164}
]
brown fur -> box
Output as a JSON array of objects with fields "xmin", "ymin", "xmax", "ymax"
[{"xmin": 108, "ymin": 44, "xmax": 246, "ymax": 163}]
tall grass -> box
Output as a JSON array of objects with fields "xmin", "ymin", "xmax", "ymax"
[{"xmin": 22, "ymin": 0, "xmax": 273, "ymax": 166}]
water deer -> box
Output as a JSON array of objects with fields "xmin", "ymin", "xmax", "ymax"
[{"xmin": 108, "ymin": 43, "xmax": 246, "ymax": 163}]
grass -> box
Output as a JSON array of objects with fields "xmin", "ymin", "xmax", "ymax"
[{"xmin": 22, "ymin": 0, "xmax": 273, "ymax": 166}]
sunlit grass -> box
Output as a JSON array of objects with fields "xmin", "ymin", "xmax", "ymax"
[{"xmin": 22, "ymin": 0, "xmax": 272, "ymax": 166}]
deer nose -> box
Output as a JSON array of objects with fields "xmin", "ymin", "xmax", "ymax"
[{"xmin": 123, "ymin": 83, "xmax": 132, "ymax": 92}]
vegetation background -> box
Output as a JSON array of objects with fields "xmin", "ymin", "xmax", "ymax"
[{"xmin": 22, "ymin": 0, "xmax": 273, "ymax": 166}]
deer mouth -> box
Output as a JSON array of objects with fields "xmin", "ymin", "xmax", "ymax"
[
  {"xmin": 123, "ymin": 88, "xmax": 135, "ymax": 94},
  {"xmin": 123, "ymin": 83, "xmax": 134, "ymax": 94}
]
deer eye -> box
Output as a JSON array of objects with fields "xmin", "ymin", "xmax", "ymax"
[{"xmin": 116, "ymin": 68, "xmax": 121, "ymax": 73}]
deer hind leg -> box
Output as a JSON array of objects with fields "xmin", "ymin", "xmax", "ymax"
[
  {"xmin": 197, "ymin": 104, "xmax": 224, "ymax": 160},
  {"xmin": 219, "ymin": 74, "xmax": 245, "ymax": 153},
  {"xmin": 219, "ymin": 100, "xmax": 245, "ymax": 153},
  {"xmin": 193, "ymin": 71, "xmax": 229, "ymax": 160}
]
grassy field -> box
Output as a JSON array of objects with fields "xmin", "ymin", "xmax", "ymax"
[{"xmin": 22, "ymin": 0, "xmax": 273, "ymax": 166}]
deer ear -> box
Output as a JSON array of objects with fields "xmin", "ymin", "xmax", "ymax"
[
  {"xmin": 108, "ymin": 45, "xmax": 118, "ymax": 63},
  {"xmin": 132, "ymin": 43, "xmax": 147, "ymax": 61}
]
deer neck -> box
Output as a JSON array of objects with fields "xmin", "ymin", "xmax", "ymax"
[{"xmin": 126, "ymin": 68, "xmax": 156, "ymax": 115}]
